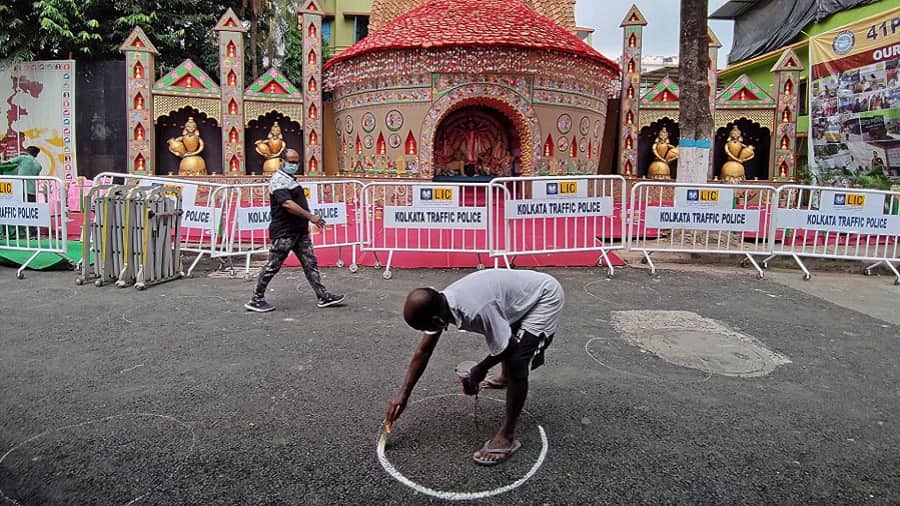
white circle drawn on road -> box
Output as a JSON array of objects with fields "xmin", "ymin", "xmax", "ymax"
[
  {"xmin": 376, "ymin": 393, "xmax": 549, "ymax": 501},
  {"xmin": 0, "ymin": 412, "xmax": 197, "ymax": 506}
]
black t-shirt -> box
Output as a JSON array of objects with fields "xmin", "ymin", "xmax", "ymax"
[{"xmin": 269, "ymin": 173, "xmax": 310, "ymax": 239}]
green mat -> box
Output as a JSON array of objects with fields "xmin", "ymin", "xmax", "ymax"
[{"xmin": 0, "ymin": 239, "xmax": 87, "ymax": 270}]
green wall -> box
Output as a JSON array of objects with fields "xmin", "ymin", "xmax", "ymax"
[{"xmin": 718, "ymin": 0, "xmax": 893, "ymax": 133}]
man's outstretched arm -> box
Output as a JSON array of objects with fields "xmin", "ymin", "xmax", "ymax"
[{"xmin": 386, "ymin": 332, "xmax": 441, "ymax": 427}]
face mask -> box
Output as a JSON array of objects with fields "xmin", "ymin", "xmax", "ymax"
[{"xmin": 282, "ymin": 162, "xmax": 300, "ymax": 175}]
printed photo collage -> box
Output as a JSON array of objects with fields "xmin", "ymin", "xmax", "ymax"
[{"xmin": 811, "ymin": 58, "xmax": 900, "ymax": 177}]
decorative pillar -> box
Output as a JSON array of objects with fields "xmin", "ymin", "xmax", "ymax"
[
  {"xmin": 708, "ymin": 27, "xmax": 722, "ymax": 178},
  {"xmin": 214, "ymin": 8, "xmax": 247, "ymax": 174},
  {"xmin": 300, "ymin": 0, "xmax": 324, "ymax": 176},
  {"xmin": 771, "ymin": 48, "xmax": 804, "ymax": 180},
  {"xmin": 120, "ymin": 27, "xmax": 158, "ymax": 175},
  {"xmin": 619, "ymin": 5, "xmax": 647, "ymax": 177}
]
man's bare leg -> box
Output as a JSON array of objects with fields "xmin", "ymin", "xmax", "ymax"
[{"xmin": 473, "ymin": 371, "xmax": 527, "ymax": 464}]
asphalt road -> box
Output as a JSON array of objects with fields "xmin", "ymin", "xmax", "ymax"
[{"xmin": 0, "ymin": 264, "xmax": 897, "ymax": 505}]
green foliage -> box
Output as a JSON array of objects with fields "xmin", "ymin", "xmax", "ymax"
[
  {"xmin": 282, "ymin": 23, "xmax": 303, "ymax": 86},
  {"xmin": 0, "ymin": 0, "xmax": 311, "ymax": 87},
  {"xmin": 851, "ymin": 169, "xmax": 894, "ymax": 191}
]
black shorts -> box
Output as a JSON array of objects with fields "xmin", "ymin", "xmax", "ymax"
[{"xmin": 504, "ymin": 329, "xmax": 554, "ymax": 381}]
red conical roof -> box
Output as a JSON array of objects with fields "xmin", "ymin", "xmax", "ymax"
[{"xmin": 324, "ymin": 0, "xmax": 618, "ymax": 72}]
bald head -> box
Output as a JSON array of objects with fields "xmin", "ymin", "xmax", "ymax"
[
  {"xmin": 284, "ymin": 148, "xmax": 301, "ymax": 163},
  {"xmin": 404, "ymin": 287, "xmax": 445, "ymax": 332}
]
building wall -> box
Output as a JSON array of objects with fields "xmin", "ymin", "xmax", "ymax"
[
  {"xmin": 718, "ymin": 1, "xmax": 890, "ymax": 134},
  {"xmin": 320, "ymin": 0, "xmax": 374, "ymax": 55}
]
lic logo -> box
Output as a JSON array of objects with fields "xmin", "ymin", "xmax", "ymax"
[
  {"xmin": 546, "ymin": 181, "xmax": 577, "ymax": 195},
  {"xmin": 420, "ymin": 188, "xmax": 453, "ymax": 201},
  {"xmin": 687, "ymin": 189, "xmax": 718, "ymax": 202},
  {"xmin": 834, "ymin": 193, "xmax": 864, "ymax": 206}
]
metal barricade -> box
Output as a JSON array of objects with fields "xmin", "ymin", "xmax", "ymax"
[
  {"xmin": 766, "ymin": 185, "xmax": 900, "ymax": 284},
  {"xmin": 628, "ymin": 181, "xmax": 777, "ymax": 278},
  {"xmin": 362, "ymin": 182, "xmax": 491, "ymax": 279},
  {"xmin": 488, "ymin": 175, "xmax": 627, "ymax": 276},
  {"xmin": 128, "ymin": 187, "xmax": 184, "ymax": 289},
  {"xmin": 0, "ymin": 175, "xmax": 69, "ymax": 279},
  {"xmin": 93, "ymin": 173, "xmax": 227, "ymax": 277},
  {"xmin": 81, "ymin": 185, "xmax": 132, "ymax": 286},
  {"xmin": 216, "ymin": 179, "xmax": 364, "ymax": 277}
]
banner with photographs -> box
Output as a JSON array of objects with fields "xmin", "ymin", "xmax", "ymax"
[{"xmin": 810, "ymin": 8, "xmax": 899, "ymax": 183}]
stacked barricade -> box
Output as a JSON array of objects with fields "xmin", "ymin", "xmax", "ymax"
[
  {"xmin": 215, "ymin": 179, "xmax": 364, "ymax": 277},
  {"xmin": 93, "ymin": 173, "xmax": 228, "ymax": 277},
  {"xmin": 77, "ymin": 184, "xmax": 130, "ymax": 286},
  {"xmin": 117, "ymin": 186, "xmax": 184, "ymax": 289},
  {"xmin": 765, "ymin": 185, "xmax": 900, "ymax": 284},
  {"xmin": 489, "ymin": 175, "xmax": 627, "ymax": 276},
  {"xmin": 628, "ymin": 181, "xmax": 777, "ymax": 278},
  {"xmin": 77, "ymin": 184, "xmax": 184, "ymax": 289},
  {"xmin": 362, "ymin": 182, "xmax": 491, "ymax": 279},
  {"xmin": 0, "ymin": 175, "xmax": 69, "ymax": 279}
]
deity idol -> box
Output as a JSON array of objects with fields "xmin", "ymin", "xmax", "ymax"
[
  {"xmin": 167, "ymin": 117, "xmax": 207, "ymax": 176},
  {"xmin": 648, "ymin": 127, "xmax": 678, "ymax": 179},
  {"xmin": 255, "ymin": 124, "xmax": 286, "ymax": 176},
  {"xmin": 721, "ymin": 126, "xmax": 755, "ymax": 182}
]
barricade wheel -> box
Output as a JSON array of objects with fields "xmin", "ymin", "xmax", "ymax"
[
  {"xmin": 803, "ymin": 273, "xmax": 811, "ymax": 281},
  {"xmin": 864, "ymin": 268, "xmax": 872, "ymax": 276},
  {"xmin": 477, "ymin": 264, "xmax": 485, "ymax": 270},
  {"xmin": 374, "ymin": 261, "xmax": 382, "ymax": 269},
  {"xmin": 349, "ymin": 264, "xmax": 359, "ymax": 273},
  {"xmin": 94, "ymin": 280, "xmax": 103, "ymax": 287},
  {"xmin": 762, "ymin": 261, "xmax": 769, "ymax": 270},
  {"xmin": 383, "ymin": 270, "xmax": 393, "ymax": 280},
  {"xmin": 75, "ymin": 277, "xmax": 84, "ymax": 286},
  {"xmin": 135, "ymin": 284, "xmax": 146, "ymax": 291},
  {"xmin": 336, "ymin": 259, "xmax": 345, "ymax": 268},
  {"xmin": 756, "ymin": 272, "xmax": 764, "ymax": 280},
  {"xmin": 16, "ymin": 272, "xmax": 24, "ymax": 280}
]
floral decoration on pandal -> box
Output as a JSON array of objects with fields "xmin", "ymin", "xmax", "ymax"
[{"xmin": 324, "ymin": 48, "xmax": 615, "ymax": 93}]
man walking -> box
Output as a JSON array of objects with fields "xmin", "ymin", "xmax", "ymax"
[
  {"xmin": 244, "ymin": 148, "xmax": 344, "ymax": 312},
  {"xmin": 386, "ymin": 269, "xmax": 564, "ymax": 466}
]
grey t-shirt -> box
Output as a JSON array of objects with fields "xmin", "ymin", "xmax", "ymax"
[{"xmin": 442, "ymin": 269, "xmax": 565, "ymax": 355}]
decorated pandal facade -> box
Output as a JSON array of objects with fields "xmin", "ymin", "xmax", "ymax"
[
  {"xmin": 120, "ymin": 7, "xmax": 314, "ymax": 178},
  {"xmin": 619, "ymin": 5, "xmax": 803, "ymax": 182},
  {"xmin": 323, "ymin": 0, "xmax": 619, "ymax": 179},
  {"xmin": 119, "ymin": 1, "xmax": 803, "ymax": 183}
]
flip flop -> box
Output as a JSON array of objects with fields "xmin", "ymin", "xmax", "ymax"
[
  {"xmin": 479, "ymin": 375, "xmax": 507, "ymax": 389},
  {"xmin": 473, "ymin": 439, "xmax": 522, "ymax": 466}
]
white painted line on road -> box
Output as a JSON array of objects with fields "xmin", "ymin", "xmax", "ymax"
[
  {"xmin": 0, "ymin": 413, "xmax": 197, "ymax": 506},
  {"xmin": 376, "ymin": 394, "xmax": 548, "ymax": 501}
]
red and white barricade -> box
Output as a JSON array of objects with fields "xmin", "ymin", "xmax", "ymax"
[
  {"xmin": 488, "ymin": 175, "xmax": 627, "ymax": 276},
  {"xmin": 219, "ymin": 179, "xmax": 364, "ymax": 276},
  {"xmin": 629, "ymin": 181, "xmax": 777, "ymax": 278},
  {"xmin": 362, "ymin": 182, "xmax": 491, "ymax": 279},
  {"xmin": 93, "ymin": 173, "xmax": 228, "ymax": 276},
  {"xmin": 765, "ymin": 185, "xmax": 900, "ymax": 284},
  {"xmin": 0, "ymin": 175, "xmax": 69, "ymax": 278}
]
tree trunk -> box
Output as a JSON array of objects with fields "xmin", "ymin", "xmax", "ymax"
[{"xmin": 677, "ymin": 0, "xmax": 713, "ymax": 183}]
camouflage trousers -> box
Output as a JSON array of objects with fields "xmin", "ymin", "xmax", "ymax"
[{"xmin": 252, "ymin": 234, "xmax": 327, "ymax": 301}]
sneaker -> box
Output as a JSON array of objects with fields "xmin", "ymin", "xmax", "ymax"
[
  {"xmin": 317, "ymin": 293, "xmax": 345, "ymax": 308},
  {"xmin": 244, "ymin": 299, "xmax": 275, "ymax": 312}
]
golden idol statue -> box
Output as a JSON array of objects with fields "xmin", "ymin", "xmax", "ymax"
[
  {"xmin": 255, "ymin": 123, "xmax": 286, "ymax": 176},
  {"xmin": 721, "ymin": 126, "xmax": 755, "ymax": 182},
  {"xmin": 648, "ymin": 127, "xmax": 678, "ymax": 179},
  {"xmin": 167, "ymin": 117, "xmax": 207, "ymax": 176}
]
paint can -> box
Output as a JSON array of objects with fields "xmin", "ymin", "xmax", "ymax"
[{"xmin": 454, "ymin": 360, "xmax": 479, "ymax": 396}]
